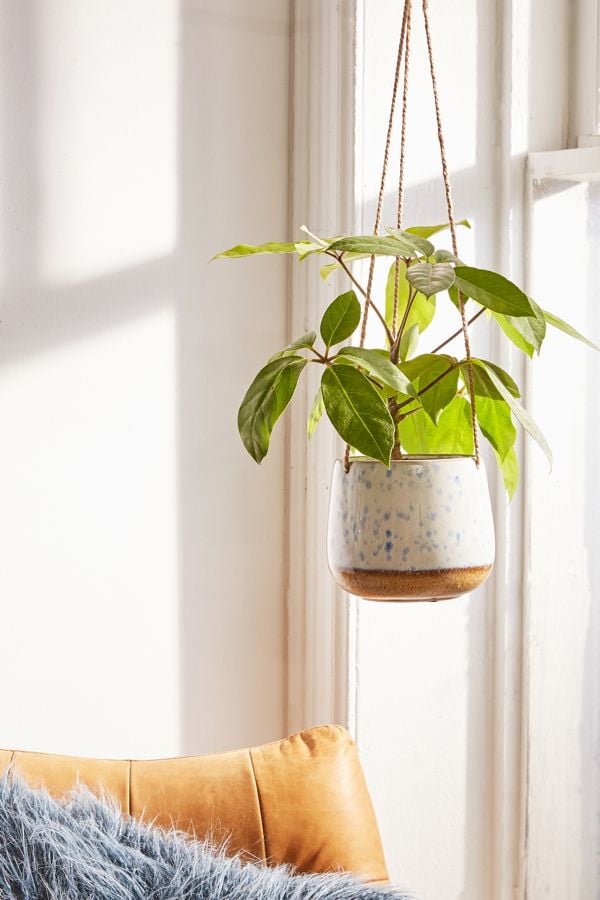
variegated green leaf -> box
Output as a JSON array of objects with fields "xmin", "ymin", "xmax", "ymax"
[
  {"xmin": 213, "ymin": 241, "xmax": 297, "ymax": 260},
  {"xmin": 307, "ymin": 387, "xmax": 325, "ymax": 439},
  {"xmin": 405, "ymin": 263, "xmax": 456, "ymax": 298},
  {"xmin": 385, "ymin": 261, "xmax": 435, "ymax": 337},
  {"xmin": 543, "ymin": 309, "xmax": 599, "ymax": 350},
  {"xmin": 405, "ymin": 220, "xmax": 471, "ymax": 239}
]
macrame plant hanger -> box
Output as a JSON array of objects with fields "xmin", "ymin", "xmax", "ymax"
[{"xmin": 342, "ymin": 0, "xmax": 480, "ymax": 473}]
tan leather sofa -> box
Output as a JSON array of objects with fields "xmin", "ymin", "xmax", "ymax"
[{"xmin": 0, "ymin": 724, "xmax": 389, "ymax": 885}]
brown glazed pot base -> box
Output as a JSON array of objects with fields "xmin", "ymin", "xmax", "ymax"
[{"xmin": 335, "ymin": 564, "xmax": 493, "ymax": 602}]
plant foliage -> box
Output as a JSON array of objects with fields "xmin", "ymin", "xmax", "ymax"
[{"xmin": 215, "ymin": 223, "xmax": 597, "ymax": 496}]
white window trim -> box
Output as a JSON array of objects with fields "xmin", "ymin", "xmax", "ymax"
[
  {"xmin": 286, "ymin": 0, "xmax": 358, "ymax": 735},
  {"xmin": 528, "ymin": 146, "xmax": 600, "ymax": 179},
  {"xmin": 522, "ymin": 144, "xmax": 600, "ymax": 899},
  {"xmin": 573, "ymin": 0, "xmax": 600, "ymax": 142}
]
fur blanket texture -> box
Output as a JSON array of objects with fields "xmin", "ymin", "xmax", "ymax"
[{"xmin": 0, "ymin": 772, "xmax": 411, "ymax": 899}]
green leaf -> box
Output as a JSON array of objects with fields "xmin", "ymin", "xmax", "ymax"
[
  {"xmin": 307, "ymin": 387, "xmax": 325, "ymax": 439},
  {"xmin": 496, "ymin": 446, "xmax": 519, "ymax": 500},
  {"xmin": 269, "ymin": 331, "xmax": 316, "ymax": 361},
  {"xmin": 213, "ymin": 241, "xmax": 297, "ymax": 260},
  {"xmin": 238, "ymin": 356, "xmax": 307, "ymax": 463},
  {"xmin": 433, "ymin": 249, "xmax": 464, "ymax": 265},
  {"xmin": 385, "ymin": 260, "xmax": 410, "ymax": 334},
  {"xmin": 472, "ymin": 359, "xmax": 520, "ymax": 397},
  {"xmin": 420, "ymin": 361, "xmax": 459, "ymax": 425},
  {"xmin": 397, "ymin": 396, "xmax": 475, "ymax": 456},
  {"xmin": 399, "ymin": 354, "xmax": 459, "ymax": 424},
  {"xmin": 321, "ymin": 365, "xmax": 394, "ymax": 465},
  {"xmin": 328, "ymin": 235, "xmax": 420, "ymax": 257},
  {"xmin": 453, "ymin": 267, "xmax": 534, "ymax": 317},
  {"xmin": 492, "ymin": 315, "xmax": 534, "ymax": 358},
  {"xmin": 319, "ymin": 252, "xmax": 370, "ymax": 281},
  {"xmin": 385, "ymin": 261, "xmax": 435, "ymax": 337},
  {"xmin": 479, "ymin": 361, "xmax": 552, "ymax": 469},
  {"xmin": 466, "ymin": 362, "xmax": 502, "ymax": 401},
  {"xmin": 296, "ymin": 240, "xmax": 328, "ymax": 260},
  {"xmin": 525, "ymin": 296, "xmax": 547, "ymax": 342},
  {"xmin": 543, "ymin": 309, "xmax": 600, "ymax": 350},
  {"xmin": 399, "ymin": 323, "xmax": 420, "ymax": 361},
  {"xmin": 492, "ymin": 297, "xmax": 546, "ymax": 358},
  {"xmin": 405, "ymin": 262, "xmax": 455, "ymax": 298},
  {"xmin": 320, "ymin": 262, "xmax": 339, "ymax": 281},
  {"xmin": 405, "ymin": 220, "xmax": 471, "ymax": 239},
  {"xmin": 384, "ymin": 227, "xmax": 435, "ymax": 258},
  {"xmin": 290, "ymin": 330, "xmax": 317, "ymax": 350},
  {"xmin": 399, "ymin": 353, "xmax": 456, "ymax": 383},
  {"xmin": 320, "ymin": 290, "xmax": 361, "ymax": 349},
  {"xmin": 467, "ymin": 353, "xmax": 521, "ymax": 471},
  {"xmin": 334, "ymin": 346, "xmax": 416, "ymax": 396},
  {"xmin": 475, "ymin": 395, "xmax": 516, "ymax": 463},
  {"xmin": 448, "ymin": 284, "xmax": 461, "ymax": 309},
  {"xmin": 299, "ymin": 225, "xmax": 331, "ymax": 246}
]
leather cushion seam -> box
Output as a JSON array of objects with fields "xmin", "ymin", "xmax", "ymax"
[{"xmin": 247, "ymin": 748, "xmax": 267, "ymax": 863}]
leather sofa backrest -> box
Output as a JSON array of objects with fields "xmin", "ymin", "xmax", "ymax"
[{"xmin": 0, "ymin": 724, "xmax": 388, "ymax": 883}]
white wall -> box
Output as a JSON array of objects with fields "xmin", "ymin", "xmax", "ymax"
[{"xmin": 0, "ymin": 0, "xmax": 291, "ymax": 759}]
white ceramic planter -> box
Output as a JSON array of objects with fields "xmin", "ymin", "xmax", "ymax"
[{"xmin": 327, "ymin": 456, "xmax": 495, "ymax": 601}]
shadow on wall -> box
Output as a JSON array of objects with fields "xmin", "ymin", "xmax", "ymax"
[
  {"xmin": 0, "ymin": 0, "xmax": 290, "ymax": 759},
  {"xmin": 174, "ymin": 1, "xmax": 291, "ymax": 756}
]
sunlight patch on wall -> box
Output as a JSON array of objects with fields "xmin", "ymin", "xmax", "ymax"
[
  {"xmin": 38, "ymin": 1, "xmax": 177, "ymax": 284},
  {"xmin": 0, "ymin": 307, "xmax": 180, "ymax": 759}
]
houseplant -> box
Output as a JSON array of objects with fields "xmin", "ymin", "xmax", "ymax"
[
  {"xmin": 213, "ymin": 0, "xmax": 597, "ymax": 601},
  {"xmin": 213, "ymin": 225, "xmax": 597, "ymax": 600}
]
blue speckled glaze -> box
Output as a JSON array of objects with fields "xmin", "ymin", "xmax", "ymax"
[{"xmin": 327, "ymin": 456, "xmax": 495, "ymax": 573}]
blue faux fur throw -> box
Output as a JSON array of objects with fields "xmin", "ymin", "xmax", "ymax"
[{"xmin": 0, "ymin": 773, "xmax": 411, "ymax": 899}]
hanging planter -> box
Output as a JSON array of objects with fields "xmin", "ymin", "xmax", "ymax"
[
  {"xmin": 327, "ymin": 456, "xmax": 494, "ymax": 601},
  {"xmin": 212, "ymin": 0, "xmax": 597, "ymax": 602}
]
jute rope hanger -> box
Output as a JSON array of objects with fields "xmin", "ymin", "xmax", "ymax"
[{"xmin": 343, "ymin": 0, "xmax": 480, "ymax": 472}]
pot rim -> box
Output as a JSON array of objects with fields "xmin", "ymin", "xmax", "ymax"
[{"xmin": 338, "ymin": 454, "xmax": 478, "ymax": 465}]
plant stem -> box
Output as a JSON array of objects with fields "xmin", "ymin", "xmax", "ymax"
[
  {"xmin": 326, "ymin": 251, "xmax": 395, "ymax": 346},
  {"xmin": 390, "ymin": 285, "xmax": 417, "ymax": 363},
  {"xmin": 308, "ymin": 346, "xmax": 329, "ymax": 363},
  {"xmin": 395, "ymin": 405, "xmax": 422, "ymax": 423},
  {"xmin": 396, "ymin": 285, "xmax": 416, "ymax": 341},
  {"xmin": 393, "ymin": 361, "xmax": 459, "ymax": 417},
  {"xmin": 430, "ymin": 307, "xmax": 485, "ymax": 354}
]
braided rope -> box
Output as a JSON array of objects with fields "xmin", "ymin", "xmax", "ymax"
[
  {"xmin": 421, "ymin": 0, "xmax": 480, "ymax": 465},
  {"xmin": 343, "ymin": 0, "xmax": 480, "ymax": 470},
  {"xmin": 343, "ymin": 0, "xmax": 411, "ymax": 472},
  {"xmin": 392, "ymin": 0, "xmax": 412, "ymax": 334}
]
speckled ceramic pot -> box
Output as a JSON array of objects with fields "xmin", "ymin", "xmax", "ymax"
[{"xmin": 327, "ymin": 456, "xmax": 495, "ymax": 601}]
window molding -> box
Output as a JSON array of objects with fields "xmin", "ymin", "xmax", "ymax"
[
  {"xmin": 522, "ymin": 145, "xmax": 600, "ymax": 898},
  {"xmin": 286, "ymin": 0, "xmax": 358, "ymax": 735},
  {"xmin": 573, "ymin": 0, "xmax": 600, "ymax": 141}
]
